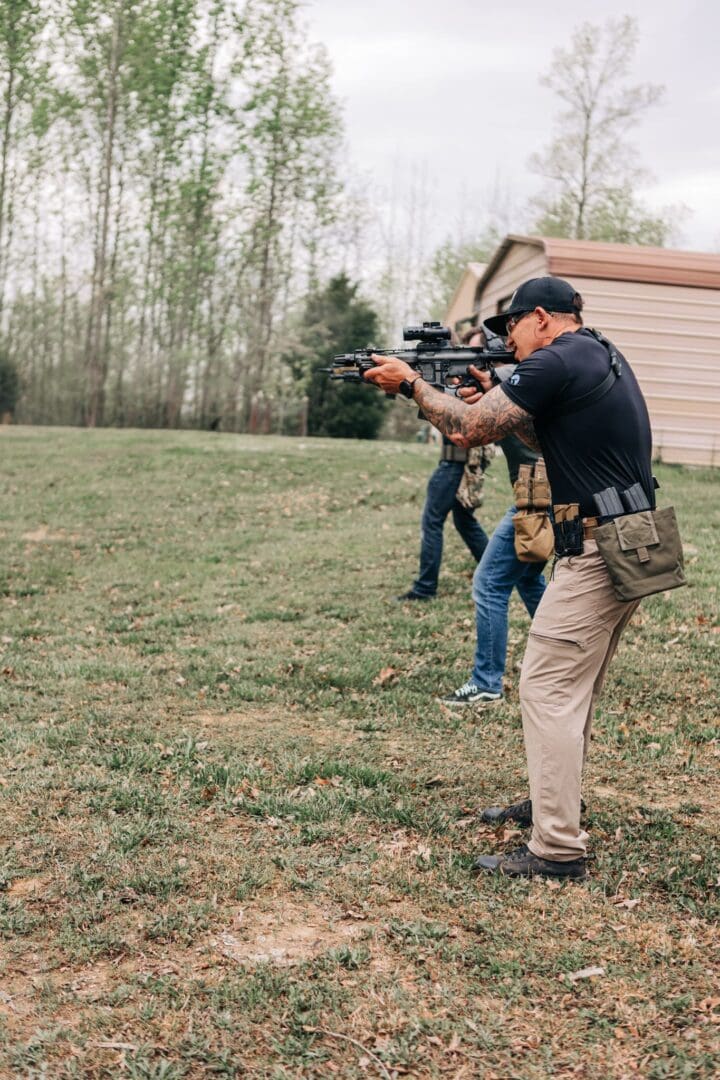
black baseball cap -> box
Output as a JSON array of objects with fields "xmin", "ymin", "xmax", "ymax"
[{"xmin": 483, "ymin": 277, "xmax": 582, "ymax": 336}]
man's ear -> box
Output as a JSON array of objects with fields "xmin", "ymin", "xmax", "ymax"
[{"xmin": 534, "ymin": 306, "xmax": 551, "ymax": 329}]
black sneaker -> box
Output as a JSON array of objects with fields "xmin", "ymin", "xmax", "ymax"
[
  {"xmin": 480, "ymin": 797, "xmax": 586, "ymax": 828},
  {"xmin": 472, "ymin": 844, "xmax": 586, "ymax": 880},
  {"xmin": 396, "ymin": 590, "xmax": 433, "ymax": 602},
  {"xmin": 437, "ymin": 681, "xmax": 503, "ymax": 707}
]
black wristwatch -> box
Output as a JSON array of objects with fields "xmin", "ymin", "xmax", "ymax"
[{"xmin": 399, "ymin": 375, "xmax": 422, "ymax": 399}]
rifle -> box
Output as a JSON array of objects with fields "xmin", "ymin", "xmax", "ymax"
[{"xmin": 324, "ymin": 321, "xmax": 514, "ymax": 397}]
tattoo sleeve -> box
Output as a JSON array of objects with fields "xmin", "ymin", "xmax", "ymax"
[{"xmin": 413, "ymin": 381, "xmax": 541, "ymax": 451}]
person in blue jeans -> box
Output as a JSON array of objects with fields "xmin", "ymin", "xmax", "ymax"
[
  {"xmin": 426, "ymin": 324, "xmax": 547, "ymax": 703},
  {"xmin": 398, "ymin": 437, "xmax": 489, "ymax": 600},
  {"xmin": 438, "ymin": 491, "xmax": 547, "ymax": 704}
]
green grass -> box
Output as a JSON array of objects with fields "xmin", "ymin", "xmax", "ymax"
[{"xmin": 0, "ymin": 425, "xmax": 718, "ymax": 1078}]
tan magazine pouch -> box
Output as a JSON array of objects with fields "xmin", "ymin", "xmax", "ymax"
[
  {"xmin": 593, "ymin": 507, "xmax": 686, "ymax": 601},
  {"xmin": 513, "ymin": 510, "xmax": 555, "ymax": 563},
  {"xmin": 512, "ymin": 462, "xmax": 554, "ymax": 563}
]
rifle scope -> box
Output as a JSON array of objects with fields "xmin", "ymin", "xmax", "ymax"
[{"xmin": 403, "ymin": 321, "xmax": 451, "ymax": 344}]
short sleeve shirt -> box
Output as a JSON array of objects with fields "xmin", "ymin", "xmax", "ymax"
[
  {"xmin": 498, "ymin": 434, "xmax": 538, "ymax": 487},
  {"xmin": 500, "ymin": 329, "xmax": 654, "ymax": 517}
]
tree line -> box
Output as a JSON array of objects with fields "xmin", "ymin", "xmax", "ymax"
[
  {"xmin": 1, "ymin": 0, "xmax": 346, "ymax": 432},
  {"xmin": 0, "ymin": 7, "xmax": 679, "ymax": 436}
]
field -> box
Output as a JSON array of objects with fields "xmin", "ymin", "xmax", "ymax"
[{"xmin": 0, "ymin": 425, "xmax": 718, "ymax": 1079}]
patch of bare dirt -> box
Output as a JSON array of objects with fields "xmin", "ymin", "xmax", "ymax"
[
  {"xmin": 592, "ymin": 779, "xmax": 719, "ymax": 819},
  {"xmin": 6, "ymin": 875, "xmax": 51, "ymax": 898},
  {"xmin": 21, "ymin": 525, "xmax": 79, "ymax": 543},
  {"xmin": 194, "ymin": 708, "xmax": 357, "ymax": 748},
  {"xmin": 211, "ymin": 900, "xmax": 365, "ymax": 966}
]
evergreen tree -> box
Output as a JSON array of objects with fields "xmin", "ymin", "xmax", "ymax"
[
  {"xmin": 288, "ymin": 274, "xmax": 387, "ymax": 439},
  {"xmin": 0, "ymin": 349, "xmax": 19, "ymax": 415}
]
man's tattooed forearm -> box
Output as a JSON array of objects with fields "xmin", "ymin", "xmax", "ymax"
[
  {"xmin": 413, "ymin": 381, "xmax": 467, "ymax": 438},
  {"xmin": 512, "ymin": 412, "xmax": 542, "ymax": 451},
  {"xmin": 413, "ymin": 381, "xmax": 539, "ymax": 449}
]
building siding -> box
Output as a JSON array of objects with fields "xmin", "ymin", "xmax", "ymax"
[
  {"xmin": 443, "ymin": 263, "xmax": 486, "ymax": 333},
  {"xmin": 476, "ymin": 244, "xmax": 547, "ymax": 320},
  {"xmin": 473, "ymin": 240, "xmax": 720, "ymax": 468},
  {"xmin": 572, "ymin": 277, "xmax": 720, "ymax": 467}
]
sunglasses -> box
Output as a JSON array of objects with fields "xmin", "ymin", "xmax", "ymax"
[{"xmin": 505, "ymin": 311, "xmax": 532, "ymax": 334}]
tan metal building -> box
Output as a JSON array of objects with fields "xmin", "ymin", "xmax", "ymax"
[
  {"xmin": 445, "ymin": 235, "xmax": 720, "ymax": 467},
  {"xmin": 444, "ymin": 261, "xmax": 486, "ymax": 336}
]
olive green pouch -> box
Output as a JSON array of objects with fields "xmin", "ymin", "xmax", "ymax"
[{"xmin": 593, "ymin": 507, "xmax": 686, "ymax": 602}]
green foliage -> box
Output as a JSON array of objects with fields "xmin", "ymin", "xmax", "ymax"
[
  {"xmin": 530, "ymin": 16, "xmax": 682, "ymax": 244},
  {"xmin": 289, "ymin": 274, "xmax": 388, "ymax": 439},
  {"xmin": 0, "ymin": 349, "xmax": 19, "ymax": 414},
  {"xmin": 535, "ymin": 184, "xmax": 677, "ymax": 246},
  {"xmin": 229, "ymin": 0, "xmax": 344, "ymax": 423},
  {"xmin": 424, "ymin": 233, "xmax": 496, "ymax": 320},
  {"xmin": 0, "ymin": 1, "xmax": 48, "ymax": 97}
]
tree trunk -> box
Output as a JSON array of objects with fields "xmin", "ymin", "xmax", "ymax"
[
  {"xmin": 85, "ymin": 5, "xmax": 122, "ymax": 427},
  {"xmin": 0, "ymin": 64, "xmax": 16, "ymax": 321}
]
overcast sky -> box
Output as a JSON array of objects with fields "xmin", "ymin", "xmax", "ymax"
[{"xmin": 303, "ymin": 0, "xmax": 720, "ymax": 253}]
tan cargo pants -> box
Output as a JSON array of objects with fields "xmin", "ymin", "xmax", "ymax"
[{"xmin": 519, "ymin": 540, "xmax": 640, "ymax": 861}]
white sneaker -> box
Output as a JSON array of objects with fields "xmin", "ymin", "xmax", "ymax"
[{"xmin": 437, "ymin": 681, "xmax": 503, "ymax": 707}]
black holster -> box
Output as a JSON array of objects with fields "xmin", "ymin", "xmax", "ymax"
[{"xmin": 552, "ymin": 517, "xmax": 584, "ymax": 558}]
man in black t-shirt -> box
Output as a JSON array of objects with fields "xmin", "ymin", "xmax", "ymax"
[
  {"xmin": 498, "ymin": 317, "xmax": 653, "ymax": 517},
  {"xmin": 364, "ymin": 276, "xmax": 653, "ymax": 881}
]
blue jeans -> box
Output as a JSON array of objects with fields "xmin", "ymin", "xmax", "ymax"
[
  {"xmin": 413, "ymin": 460, "xmax": 489, "ymax": 597},
  {"xmin": 470, "ymin": 506, "xmax": 547, "ymax": 695}
]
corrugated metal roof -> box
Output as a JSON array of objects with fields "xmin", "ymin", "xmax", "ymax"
[{"xmin": 478, "ymin": 235, "xmax": 720, "ymax": 293}]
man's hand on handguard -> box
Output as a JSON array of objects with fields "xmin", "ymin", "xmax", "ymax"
[
  {"xmin": 457, "ymin": 364, "xmax": 494, "ymax": 404},
  {"xmin": 363, "ymin": 353, "xmax": 417, "ymax": 395}
]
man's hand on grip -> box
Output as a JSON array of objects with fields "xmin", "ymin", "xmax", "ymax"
[{"xmin": 457, "ymin": 364, "xmax": 493, "ymax": 404}]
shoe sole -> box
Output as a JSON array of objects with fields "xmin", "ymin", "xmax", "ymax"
[
  {"xmin": 436, "ymin": 697, "xmax": 503, "ymax": 708},
  {"xmin": 471, "ymin": 858, "xmax": 502, "ymax": 874},
  {"xmin": 499, "ymin": 863, "xmax": 587, "ymax": 880}
]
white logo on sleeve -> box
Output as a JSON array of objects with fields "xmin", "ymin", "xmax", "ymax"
[{"xmin": 509, "ymin": 373, "xmax": 521, "ymax": 385}]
